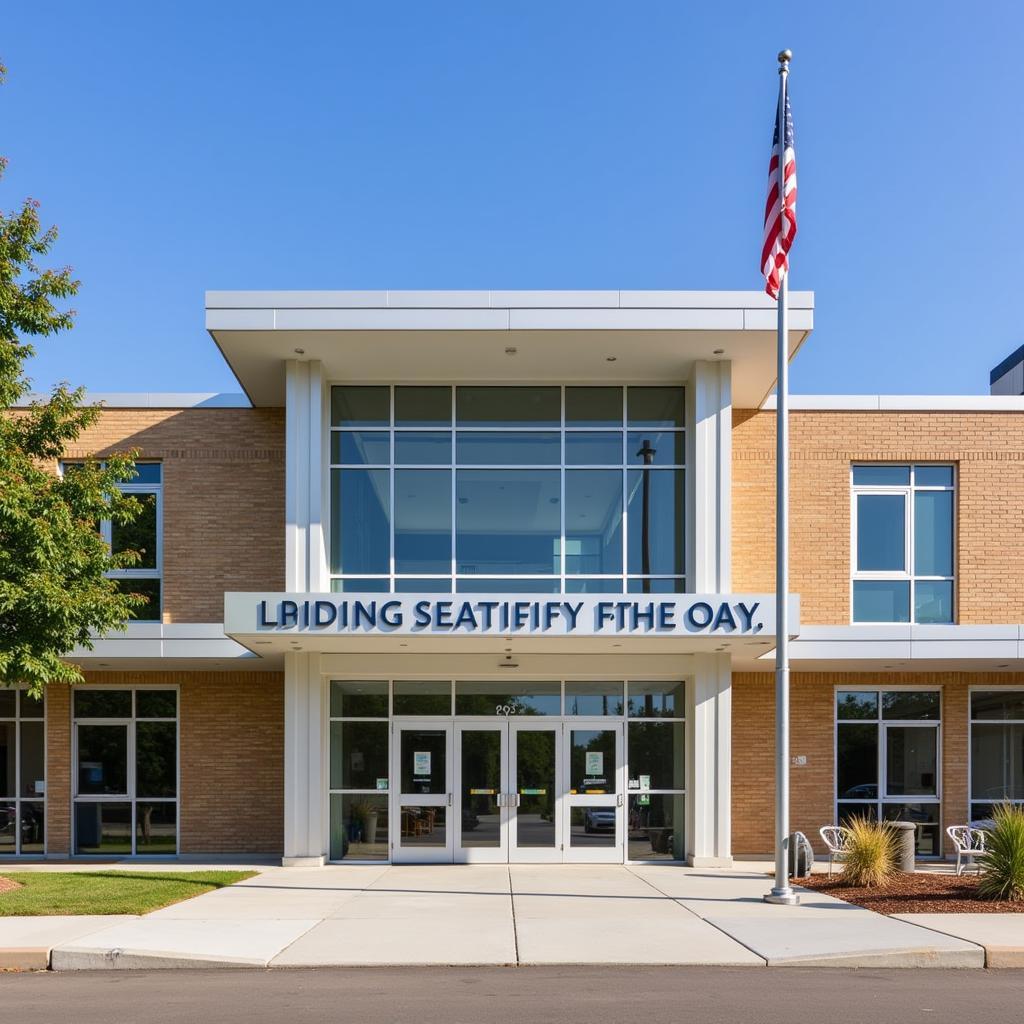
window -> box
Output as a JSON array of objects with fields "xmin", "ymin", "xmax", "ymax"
[
  {"xmin": 329, "ymin": 386, "xmax": 686, "ymax": 594},
  {"xmin": 61, "ymin": 462, "xmax": 163, "ymax": 621},
  {"xmin": 625, "ymin": 682, "xmax": 686, "ymax": 861},
  {"xmin": 73, "ymin": 687, "xmax": 177, "ymax": 855},
  {"xmin": 328, "ymin": 682, "xmax": 390, "ymax": 861},
  {"xmin": 970, "ymin": 689, "xmax": 1024, "ymax": 821},
  {"xmin": 0, "ymin": 688, "xmax": 46, "ymax": 856},
  {"xmin": 851, "ymin": 464, "xmax": 954, "ymax": 623},
  {"xmin": 835, "ymin": 688, "xmax": 941, "ymax": 855}
]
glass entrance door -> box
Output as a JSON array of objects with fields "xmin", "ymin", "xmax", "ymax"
[
  {"xmin": 509, "ymin": 720, "xmax": 562, "ymax": 862},
  {"xmin": 393, "ymin": 721, "xmax": 453, "ymax": 863},
  {"xmin": 455, "ymin": 722, "xmax": 507, "ymax": 863},
  {"xmin": 454, "ymin": 720, "xmax": 563, "ymax": 862},
  {"xmin": 563, "ymin": 721, "xmax": 624, "ymax": 863}
]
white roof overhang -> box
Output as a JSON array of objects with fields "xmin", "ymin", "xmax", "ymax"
[{"xmin": 206, "ymin": 290, "xmax": 814, "ymax": 408}]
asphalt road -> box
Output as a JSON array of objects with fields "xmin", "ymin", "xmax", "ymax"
[{"xmin": 3, "ymin": 966, "xmax": 1023, "ymax": 1024}]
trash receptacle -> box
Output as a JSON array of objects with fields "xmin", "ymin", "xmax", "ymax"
[
  {"xmin": 788, "ymin": 831, "xmax": 815, "ymax": 878},
  {"xmin": 888, "ymin": 820, "xmax": 916, "ymax": 872}
]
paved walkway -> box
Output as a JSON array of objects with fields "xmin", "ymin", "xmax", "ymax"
[{"xmin": 0, "ymin": 865, "xmax": 998, "ymax": 969}]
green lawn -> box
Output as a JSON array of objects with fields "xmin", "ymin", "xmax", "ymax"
[{"xmin": 0, "ymin": 870, "xmax": 256, "ymax": 916}]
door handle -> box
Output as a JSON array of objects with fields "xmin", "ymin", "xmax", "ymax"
[
  {"xmin": 514, "ymin": 793, "xmax": 521, "ymax": 807},
  {"xmin": 448, "ymin": 793, "xmax": 453, "ymax": 807},
  {"xmin": 617, "ymin": 793, "xmax": 624, "ymax": 807}
]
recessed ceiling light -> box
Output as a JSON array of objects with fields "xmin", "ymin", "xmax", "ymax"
[
  {"xmin": 713, "ymin": 348, "xmax": 725, "ymax": 355},
  {"xmin": 294, "ymin": 348, "xmax": 305, "ymax": 355},
  {"xmin": 505, "ymin": 346, "xmax": 518, "ymax": 355},
  {"xmin": 606, "ymin": 356, "xmax": 617, "ymax": 362}
]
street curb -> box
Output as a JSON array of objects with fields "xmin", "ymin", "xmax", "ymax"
[
  {"xmin": 0, "ymin": 947, "xmax": 50, "ymax": 971},
  {"xmin": 983, "ymin": 946, "xmax": 1024, "ymax": 969},
  {"xmin": 50, "ymin": 946, "xmax": 265, "ymax": 971}
]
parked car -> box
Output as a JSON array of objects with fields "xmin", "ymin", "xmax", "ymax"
[{"xmin": 583, "ymin": 808, "xmax": 615, "ymax": 833}]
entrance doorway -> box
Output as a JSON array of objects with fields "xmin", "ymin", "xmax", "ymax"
[{"xmin": 391, "ymin": 718, "xmax": 624, "ymax": 864}]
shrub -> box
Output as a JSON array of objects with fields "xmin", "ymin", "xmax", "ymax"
[
  {"xmin": 977, "ymin": 803, "xmax": 1024, "ymax": 902},
  {"xmin": 840, "ymin": 815, "xmax": 898, "ymax": 887}
]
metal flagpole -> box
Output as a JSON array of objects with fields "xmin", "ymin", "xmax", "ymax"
[{"xmin": 765, "ymin": 47, "xmax": 799, "ymax": 906}]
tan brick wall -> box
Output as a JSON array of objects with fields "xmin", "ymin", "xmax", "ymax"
[
  {"xmin": 733, "ymin": 408, "xmax": 1024, "ymax": 624},
  {"xmin": 43, "ymin": 672, "xmax": 283, "ymax": 856},
  {"xmin": 732, "ymin": 671, "xmax": 1024, "ymax": 858},
  {"xmin": 65, "ymin": 408, "xmax": 285, "ymax": 623}
]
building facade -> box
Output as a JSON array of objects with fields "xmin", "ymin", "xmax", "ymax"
[{"xmin": 4, "ymin": 291, "xmax": 1023, "ymax": 867}]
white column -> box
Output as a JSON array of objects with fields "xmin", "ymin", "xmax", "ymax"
[
  {"xmin": 692, "ymin": 360, "xmax": 732, "ymax": 593},
  {"xmin": 283, "ymin": 651, "xmax": 326, "ymax": 865},
  {"xmin": 687, "ymin": 653, "xmax": 733, "ymax": 867},
  {"xmin": 285, "ymin": 359, "xmax": 328, "ymax": 591}
]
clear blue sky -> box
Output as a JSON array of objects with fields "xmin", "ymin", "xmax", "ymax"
[{"xmin": 4, "ymin": 1, "xmax": 1022, "ymax": 397}]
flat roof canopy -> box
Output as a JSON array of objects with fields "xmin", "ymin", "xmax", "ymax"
[{"xmin": 207, "ymin": 290, "xmax": 813, "ymax": 408}]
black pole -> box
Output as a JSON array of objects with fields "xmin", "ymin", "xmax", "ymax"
[{"xmin": 637, "ymin": 438, "xmax": 656, "ymax": 592}]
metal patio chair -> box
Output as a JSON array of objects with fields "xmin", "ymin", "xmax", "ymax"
[
  {"xmin": 818, "ymin": 825, "xmax": 851, "ymax": 877},
  {"xmin": 946, "ymin": 825, "xmax": 986, "ymax": 876}
]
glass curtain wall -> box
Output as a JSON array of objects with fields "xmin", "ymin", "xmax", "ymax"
[
  {"xmin": 73, "ymin": 688, "xmax": 178, "ymax": 855},
  {"xmin": 0, "ymin": 689, "xmax": 45, "ymax": 856},
  {"xmin": 835, "ymin": 688, "xmax": 941, "ymax": 855},
  {"xmin": 970, "ymin": 690, "xmax": 1024, "ymax": 821},
  {"xmin": 327, "ymin": 679, "xmax": 686, "ymax": 862},
  {"xmin": 329, "ymin": 386, "xmax": 685, "ymax": 593}
]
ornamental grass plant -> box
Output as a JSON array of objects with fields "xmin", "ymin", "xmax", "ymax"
[
  {"xmin": 977, "ymin": 803, "xmax": 1024, "ymax": 902},
  {"xmin": 840, "ymin": 815, "xmax": 898, "ymax": 887}
]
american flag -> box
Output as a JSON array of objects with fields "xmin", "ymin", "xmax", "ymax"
[{"xmin": 761, "ymin": 89, "xmax": 797, "ymax": 299}]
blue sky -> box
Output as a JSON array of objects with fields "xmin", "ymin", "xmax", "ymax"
[{"xmin": 4, "ymin": 1, "xmax": 1022, "ymax": 397}]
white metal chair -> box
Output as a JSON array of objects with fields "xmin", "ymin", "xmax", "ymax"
[
  {"xmin": 818, "ymin": 825, "xmax": 851, "ymax": 877},
  {"xmin": 946, "ymin": 825, "xmax": 986, "ymax": 876}
]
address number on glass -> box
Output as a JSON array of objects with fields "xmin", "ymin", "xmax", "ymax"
[{"xmin": 495, "ymin": 704, "xmax": 520, "ymax": 716}]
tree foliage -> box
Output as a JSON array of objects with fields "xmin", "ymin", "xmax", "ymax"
[{"xmin": 1, "ymin": 59, "xmax": 144, "ymax": 696}]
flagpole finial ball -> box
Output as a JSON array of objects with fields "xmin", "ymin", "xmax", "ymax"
[{"xmin": 778, "ymin": 49, "xmax": 792, "ymax": 65}]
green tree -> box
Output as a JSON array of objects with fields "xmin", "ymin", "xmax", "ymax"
[{"xmin": 1, "ymin": 60, "xmax": 145, "ymax": 697}]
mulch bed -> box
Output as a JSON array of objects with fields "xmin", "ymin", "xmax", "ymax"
[
  {"xmin": 800, "ymin": 871, "xmax": 1024, "ymax": 914},
  {"xmin": 0, "ymin": 877, "xmax": 22, "ymax": 896}
]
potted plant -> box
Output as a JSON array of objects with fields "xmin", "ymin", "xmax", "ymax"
[{"xmin": 350, "ymin": 799, "xmax": 379, "ymax": 846}]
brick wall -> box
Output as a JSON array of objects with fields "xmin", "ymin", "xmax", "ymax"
[
  {"xmin": 43, "ymin": 671, "xmax": 284, "ymax": 856},
  {"xmin": 65, "ymin": 408, "xmax": 285, "ymax": 623},
  {"xmin": 731, "ymin": 671, "xmax": 1024, "ymax": 858},
  {"xmin": 733, "ymin": 408, "xmax": 1024, "ymax": 624}
]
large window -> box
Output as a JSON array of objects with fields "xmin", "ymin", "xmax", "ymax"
[
  {"xmin": 851, "ymin": 464, "xmax": 954, "ymax": 623},
  {"xmin": 835, "ymin": 688, "xmax": 941, "ymax": 855},
  {"xmin": 73, "ymin": 687, "xmax": 178, "ymax": 855},
  {"xmin": 0, "ymin": 688, "xmax": 45, "ymax": 856},
  {"xmin": 61, "ymin": 462, "xmax": 163, "ymax": 621},
  {"xmin": 970, "ymin": 689, "xmax": 1024, "ymax": 821},
  {"xmin": 329, "ymin": 386, "xmax": 685, "ymax": 593}
]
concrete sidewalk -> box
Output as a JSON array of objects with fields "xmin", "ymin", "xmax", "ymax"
[{"xmin": 0, "ymin": 865, "xmax": 999, "ymax": 970}]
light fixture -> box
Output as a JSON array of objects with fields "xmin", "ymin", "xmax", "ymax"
[
  {"xmin": 294, "ymin": 348, "xmax": 306, "ymax": 355},
  {"xmin": 505, "ymin": 346, "xmax": 518, "ymax": 355},
  {"xmin": 713, "ymin": 348, "xmax": 725, "ymax": 355},
  {"xmin": 605, "ymin": 356, "xmax": 617, "ymax": 362},
  {"xmin": 499, "ymin": 654, "xmax": 519, "ymax": 668}
]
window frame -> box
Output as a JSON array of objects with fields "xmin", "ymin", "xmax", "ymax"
[
  {"xmin": 833, "ymin": 685, "xmax": 943, "ymax": 857},
  {"xmin": 968, "ymin": 686, "xmax": 1024, "ymax": 820},
  {"xmin": 71, "ymin": 685, "xmax": 179, "ymax": 857},
  {"xmin": 328, "ymin": 384, "xmax": 687, "ymax": 594},
  {"xmin": 849, "ymin": 463, "xmax": 956, "ymax": 624},
  {"xmin": 59, "ymin": 461, "xmax": 163, "ymax": 621},
  {"xmin": 0, "ymin": 688, "xmax": 47, "ymax": 857}
]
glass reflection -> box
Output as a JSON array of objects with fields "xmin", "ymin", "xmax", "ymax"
[
  {"xmin": 456, "ymin": 470, "xmax": 559, "ymax": 575},
  {"xmin": 569, "ymin": 806, "xmax": 616, "ymax": 847},
  {"xmin": 626, "ymin": 469, "xmax": 684, "ymax": 576},
  {"xmin": 628, "ymin": 794, "xmax": 683, "ymax": 860},
  {"xmin": 460, "ymin": 730, "xmax": 501, "ymax": 848},
  {"xmin": 395, "ymin": 469, "xmax": 451, "ymax": 574},
  {"xmin": 564, "ymin": 470, "xmax": 623, "ymax": 575},
  {"xmin": 516, "ymin": 729, "xmax": 557, "ymax": 848}
]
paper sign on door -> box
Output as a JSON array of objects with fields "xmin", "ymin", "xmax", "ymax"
[
  {"xmin": 413, "ymin": 751, "xmax": 431, "ymax": 776},
  {"xmin": 585, "ymin": 751, "xmax": 604, "ymax": 775}
]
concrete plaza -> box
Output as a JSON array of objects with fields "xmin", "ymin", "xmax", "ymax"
[{"xmin": 0, "ymin": 864, "xmax": 1004, "ymax": 970}]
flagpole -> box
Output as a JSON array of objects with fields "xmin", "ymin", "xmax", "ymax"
[{"xmin": 765, "ymin": 47, "xmax": 799, "ymax": 906}]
